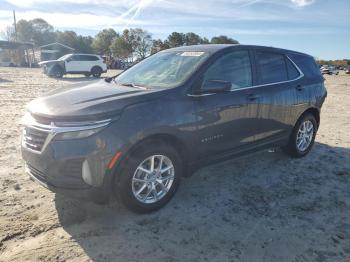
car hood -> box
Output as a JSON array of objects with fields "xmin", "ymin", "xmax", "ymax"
[
  {"xmin": 27, "ymin": 79, "xmax": 157, "ymax": 122},
  {"xmin": 38, "ymin": 60, "xmax": 61, "ymax": 66}
]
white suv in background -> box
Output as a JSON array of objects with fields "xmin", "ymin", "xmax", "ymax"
[{"xmin": 38, "ymin": 54, "xmax": 107, "ymax": 78}]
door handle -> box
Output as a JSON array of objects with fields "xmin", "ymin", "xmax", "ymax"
[
  {"xmin": 296, "ymin": 85, "xmax": 304, "ymax": 91},
  {"xmin": 247, "ymin": 93, "xmax": 259, "ymax": 101}
]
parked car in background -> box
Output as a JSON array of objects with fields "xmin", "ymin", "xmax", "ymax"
[
  {"xmin": 321, "ymin": 65, "xmax": 339, "ymax": 75},
  {"xmin": 345, "ymin": 67, "xmax": 350, "ymax": 74},
  {"xmin": 38, "ymin": 54, "xmax": 107, "ymax": 78},
  {"xmin": 22, "ymin": 45, "xmax": 327, "ymax": 213}
]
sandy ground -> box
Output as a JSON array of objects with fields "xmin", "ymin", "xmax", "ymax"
[{"xmin": 0, "ymin": 68, "xmax": 349, "ymax": 262}]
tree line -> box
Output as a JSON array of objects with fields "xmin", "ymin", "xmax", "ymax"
[
  {"xmin": 1, "ymin": 18, "xmax": 239, "ymax": 62},
  {"xmin": 316, "ymin": 59, "xmax": 350, "ymax": 67}
]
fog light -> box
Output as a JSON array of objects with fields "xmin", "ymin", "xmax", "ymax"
[{"xmin": 82, "ymin": 160, "xmax": 93, "ymax": 186}]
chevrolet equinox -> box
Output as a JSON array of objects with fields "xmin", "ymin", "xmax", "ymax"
[{"xmin": 21, "ymin": 45, "xmax": 327, "ymax": 213}]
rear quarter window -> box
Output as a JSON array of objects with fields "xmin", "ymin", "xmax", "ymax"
[
  {"xmin": 289, "ymin": 54, "xmax": 321, "ymax": 78},
  {"xmin": 286, "ymin": 58, "xmax": 300, "ymax": 80}
]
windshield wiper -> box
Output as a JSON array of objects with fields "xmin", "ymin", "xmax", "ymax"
[
  {"xmin": 119, "ymin": 83, "xmax": 135, "ymax": 87},
  {"xmin": 118, "ymin": 82, "xmax": 148, "ymax": 90}
]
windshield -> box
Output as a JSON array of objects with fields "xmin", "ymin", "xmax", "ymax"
[
  {"xmin": 58, "ymin": 54, "xmax": 72, "ymax": 61},
  {"xmin": 115, "ymin": 51, "xmax": 210, "ymax": 88}
]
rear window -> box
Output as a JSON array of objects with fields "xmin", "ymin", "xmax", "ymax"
[{"xmin": 256, "ymin": 52, "xmax": 288, "ymax": 84}]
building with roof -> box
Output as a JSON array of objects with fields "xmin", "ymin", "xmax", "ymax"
[
  {"xmin": 0, "ymin": 40, "xmax": 35, "ymax": 67},
  {"xmin": 34, "ymin": 42, "xmax": 75, "ymax": 62}
]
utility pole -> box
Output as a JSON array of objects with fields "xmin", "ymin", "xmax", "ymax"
[{"xmin": 13, "ymin": 10, "xmax": 17, "ymax": 42}]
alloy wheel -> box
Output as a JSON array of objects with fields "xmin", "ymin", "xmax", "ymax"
[
  {"xmin": 296, "ymin": 120, "xmax": 314, "ymax": 152},
  {"xmin": 132, "ymin": 155, "xmax": 175, "ymax": 204}
]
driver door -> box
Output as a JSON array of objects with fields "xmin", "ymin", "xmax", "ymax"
[
  {"xmin": 192, "ymin": 49, "xmax": 260, "ymax": 159},
  {"xmin": 65, "ymin": 55, "xmax": 82, "ymax": 73}
]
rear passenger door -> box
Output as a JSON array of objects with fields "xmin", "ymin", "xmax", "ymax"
[
  {"xmin": 79, "ymin": 55, "xmax": 96, "ymax": 72},
  {"xmin": 252, "ymin": 50, "xmax": 302, "ymax": 142}
]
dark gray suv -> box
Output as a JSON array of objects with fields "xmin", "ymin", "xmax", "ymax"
[{"xmin": 21, "ymin": 44, "xmax": 327, "ymax": 212}]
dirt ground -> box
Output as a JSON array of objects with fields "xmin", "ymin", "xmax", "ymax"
[{"xmin": 0, "ymin": 68, "xmax": 349, "ymax": 262}]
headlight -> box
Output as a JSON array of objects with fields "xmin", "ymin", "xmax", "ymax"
[{"xmin": 54, "ymin": 127, "xmax": 104, "ymax": 140}]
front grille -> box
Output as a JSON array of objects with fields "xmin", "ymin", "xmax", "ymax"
[
  {"xmin": 23, "ymin": 127, "xmax": 48, "ymax": 152},
  {"xmin": 27, "ymin": 164, "xmax": 47, "ymax": 183}
]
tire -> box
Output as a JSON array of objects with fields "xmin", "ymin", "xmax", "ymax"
[
  {"xmin": 115, "ymin": 142, "xmax": 182, "ymax": 213},
  {"xmin": 285, "ymin": 113, "xmax": 317, "ymax": 158},
  {"xmin": 91, "ymin": 66, "xmax": 102, "ymax": 78},
  {"xmin": 51, "ymin": 66, "xmax": 64, "ymax": 78}
]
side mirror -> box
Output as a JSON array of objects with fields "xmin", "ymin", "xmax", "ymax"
[
  {"xmin": 199, "ymin": 80, "xmax": 231, "ymax": 94},
  {"xmin": 66, "ymin": 58, "xmax": 71, "ymax": 63}
]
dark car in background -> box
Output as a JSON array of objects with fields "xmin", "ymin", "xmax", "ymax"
[{"xmin": 21, "ymin": 44, "xmax": 327, "ymax": 213}]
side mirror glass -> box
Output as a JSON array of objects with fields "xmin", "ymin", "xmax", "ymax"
[{"xmin": 199, "ymin": 79, "xmax": 231, "ymax": 94}]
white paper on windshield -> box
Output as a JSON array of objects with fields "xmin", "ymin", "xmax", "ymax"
[{"xmin": 180, "ymin": 52, "xmax": 205, "ymax": 57}]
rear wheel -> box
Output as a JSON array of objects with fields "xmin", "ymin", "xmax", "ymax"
[
  {"xmin": 115, "ymin": 143, "xmax": 182, "ymax": 213},
  {"xmin": 91, "ymin": 66, "xmax": 102, "ymax": 78},
  {"xmin": 285, "ymin": 113, "xmax": 317, "ymax": 158}
]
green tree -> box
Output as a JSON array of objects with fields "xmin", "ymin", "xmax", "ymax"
[
  {"xmin": 150, "ymin": 39, "xmax": 170, "ymax": 54},
  {"xmin": 56, "ymin": 31, "xmax": 93, "ymax": 53},
  {"xmin": 211, "ymin": 35, "xmax": 239, "ymax": 44},
  {"xmin": 110, "ymin": 36, "xmax": 133, "ymax": 60},
  {"xmin": 184, "ymin": 32, "xmax": 202, "ymax": 45},
  {"xmin": 167, "ymin": 32, "xmax": 186, "ymax": 47},
  {"xmin": 30, "ymin": 18, "xmax": 55, "ymax": 45},
  {"xmin": 15, "ymin": 18, "xmax": 55, "ymax": 45},
  {"xmin": 130, "ymin": 28, "xmax": 152, "ymax": 60},
  {"xmin": 92, "ymin": 28, "xmax": 118, "ymax": 55}
]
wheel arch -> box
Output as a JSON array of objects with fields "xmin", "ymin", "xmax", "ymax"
[
  {"xmin": 298, "ymin": 107, "xmax": 320, "ymax": 128},
  {"xmin": 110, "ymin": 133, "xmax": 191, "ymax": 188},
  {"xmin": 127, "ymin": 133, "xmax": 190, "ymax": 172},
  {"xmin": 90, "ymin": 65, "xmax": 103, "ymax": 72}
]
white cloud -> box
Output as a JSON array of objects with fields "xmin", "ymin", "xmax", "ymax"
[
  {"xmin": 0, "ymin": 9, "xmax": 157, "ymax": 34},
  {"xmin": 290, "ymin": 0, "xmax": 315, "ymax": 7}
]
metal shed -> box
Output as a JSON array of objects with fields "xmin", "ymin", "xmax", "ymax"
[{"xmin": 36, "ymin": 42, "xmax": 74, "ymax": 61}]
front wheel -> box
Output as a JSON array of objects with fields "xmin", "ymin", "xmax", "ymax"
[
  {"xmin": 285, "ymin": 113, "xmax": 317, "ymax": 158},
  {"xmin": 115, "ymin": 143, "xmax": 182, "ymax": 213},
  {"xmin": 51, "ymin": 66, "xmax": 64, "ymax": 78}
]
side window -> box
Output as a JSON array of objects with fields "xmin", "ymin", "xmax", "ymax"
[
  {"xmin": 203, "ymin": 50, "xmax": 252, "ymax": 90},
  {"xmin": 286, "ymin": 58, "xmax": 300, "ymax": 80},
  {"xmin": 79, "ymin": 55, "xmax": 90, "ymax": 61},
  {"xmin": 256, "ymin": 52, "xmax": 288, "ymax": 84},
  {"xmin": 70, "ymin": 55, "xmax": 80, "ymax": 61},
  {"xmin": 89, "ymin": 56, "xmax": 99, "ymax": 61}
]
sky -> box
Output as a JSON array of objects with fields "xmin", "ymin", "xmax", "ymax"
[{"xmin": 0, "ymin": 0, "xmax": 349, "ymax": 60}]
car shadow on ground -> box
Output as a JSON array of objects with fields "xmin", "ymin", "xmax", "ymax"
[
  {"xmin": 0, "ymin": 78, "xmax": 13, "ymax": 83},
  {"xmin": 54, "ymin": 142, "xmax": 350, "ymax": 261}
]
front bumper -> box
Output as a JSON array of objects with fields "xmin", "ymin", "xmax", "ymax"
[
  {"xmin": 21, "ymin": 121, "xmax": 124, "ymax": 202},
  {"xmin": 25, "ymin": 163, "xmax": 108, "ymax": 202}
]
